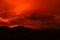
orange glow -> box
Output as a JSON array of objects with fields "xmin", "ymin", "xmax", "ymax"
[{"xmin": 0, "ymin": 0, "xmax": 60, "ymax": 30}]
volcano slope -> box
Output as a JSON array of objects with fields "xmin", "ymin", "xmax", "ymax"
[{"xmin": 0, "ymin": 0, "xmax": 60, "ymax": 30}]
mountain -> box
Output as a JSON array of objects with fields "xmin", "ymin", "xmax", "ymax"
[{"xmin": 0, "ymin": 26, "xmax": 60, "ymax": 40}]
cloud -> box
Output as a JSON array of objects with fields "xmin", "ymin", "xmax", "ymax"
[{"xmin": 0, "ymin": 0, "xmax": 60, "ymax": 30}]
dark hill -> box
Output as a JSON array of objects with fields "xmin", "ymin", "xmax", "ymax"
[{"xmin": 0, "ymin": 26, "xmax": 60, "ymax": 40}]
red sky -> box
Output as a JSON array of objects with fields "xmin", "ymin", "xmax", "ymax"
[{"xmin": 0, "ymin": 0, "xmax": 60, "ymax": 30}]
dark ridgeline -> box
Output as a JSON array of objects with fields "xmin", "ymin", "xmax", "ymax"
[
  {"xmin": 0, "ymin": 26, "xmax": 40, "ymax": 32},
  {"xmin": 0, "ymin": 26, "xmax": 59, "ymax": 40}
]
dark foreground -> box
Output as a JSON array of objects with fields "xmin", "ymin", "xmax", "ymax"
[{"xmin": 0, "ymin": 26, "xmax": 60, "ymax": 40}]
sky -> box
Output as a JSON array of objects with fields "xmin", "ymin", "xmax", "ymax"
[{"xmin": 0, "ymin": 0, "xmax": 60, "ymax": 30}]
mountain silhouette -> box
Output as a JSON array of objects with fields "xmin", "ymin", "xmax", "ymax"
[{"xmin": 0, "ymin": 26, "xmax": 59, "ymax": 40}]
